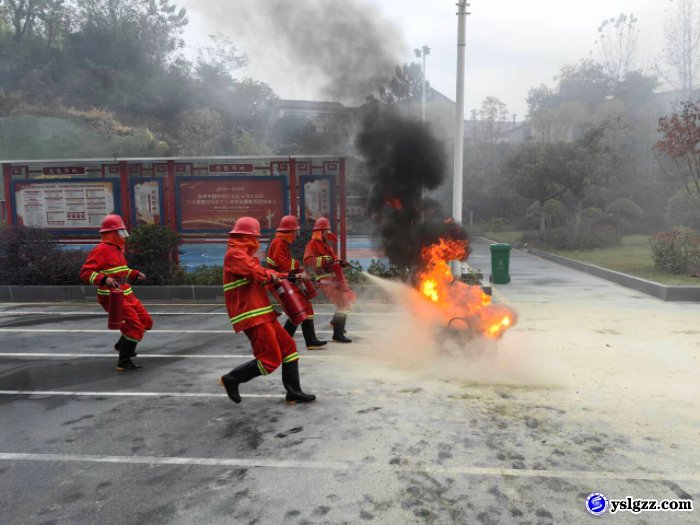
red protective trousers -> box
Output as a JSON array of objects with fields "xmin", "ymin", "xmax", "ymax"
[
  {"xmin": 98, "ymin": 294, "xmax": 153, "ymax": 342},
  {"xmin": 244, "ymin": 320, "xmax": 299, "ymax": 375}
]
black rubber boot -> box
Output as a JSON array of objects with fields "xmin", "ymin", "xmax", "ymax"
[
  {"xmin": 332, "ymin": 314, "xmax": 352, "ymax": 343},
  {"xmin": 282, "ymin": 360, "xmax": 316, "ymax": 404},
  {"xmin": 219, "ymin": 359, "xmax": 263, "ymax": 403},
  {"xmin": 301, "ymin": 319, "xmax": 327, "ymax": 350},
  {"xmin": 284, "ymin": 319, "xmax": 297, "ymax": 337},
  {"xmin": 116, "ymin": 340, "xmax": 142, "ymax": 371},
  {"xmin": 113, "ymin": 336, "xmax": 137, "ymax": 357}
]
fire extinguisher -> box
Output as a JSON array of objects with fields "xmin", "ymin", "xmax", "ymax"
[
  {"xmin": 296, "ymin": 276, "xmax": 318, "ymax": 300},
  {"xmin": 270, "ymin": 279, "xmax": 309, "ymax": 325},
  {"xmin": 107, "ymin": 288, "xmax": 124, "ymax": 330},
  {"xmin": 332, "ymin": 261, "xmax": 350, "ymax": 292}
]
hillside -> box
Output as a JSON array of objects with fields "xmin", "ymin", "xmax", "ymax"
[{"xmin": 0, "ymin": 115, "xmax": 115, "ymax": 160}]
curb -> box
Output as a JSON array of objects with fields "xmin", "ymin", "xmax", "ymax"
[
  {"xmin": 527, "ymin": 247, "xmax": 700, "ymax": 302},
  {"xmin": 0, "ymin": 284, "xmax": 395, "ymax": 304}
]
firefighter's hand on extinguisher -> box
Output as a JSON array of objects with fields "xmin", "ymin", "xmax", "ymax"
[
  {"xmin": 338, "ymin": 259, "xmax": 350, "ymax": 268},
  {"xmin": 268, "ymin": 272, "xmax": 280, "ymax": 284},
  {"xmin": 136, "ymin": 271, "xmax": 147, "ymax": 281},
  {"xmin": 104, "ymin": 277, "xmax": 119, "ymax": 289},
  {"xmin": 296, "ymin": 270, "xmax": 309, "ymax": 281}
]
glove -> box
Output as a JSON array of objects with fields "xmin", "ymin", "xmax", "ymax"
[{"xmin": 339, "ymin": 260, "xmax": 350, "ymax": 268}]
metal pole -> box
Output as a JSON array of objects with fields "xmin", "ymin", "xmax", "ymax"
[
  {"xmin": 452, "ymin": 0, "xmax": 469, "ymax": 275},
  {"xmin": 421, "ymin": 52, "xmax": 427, "ymax": 123}
]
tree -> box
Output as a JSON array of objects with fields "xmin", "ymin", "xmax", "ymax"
[
  {"xmin": 379, "ymin": 62, "xmax": 424, "ymax": 104},
  {"xmin": 660, "ymin": 0, "xmax": 700, "ymax": 98},
  {"xmin": 2, "ymin": 0, "xmax": 43, "ymax": 43},
  {"xmin": 470, "ymin": 96, "xmax": 509, "ymax": 145},
  {"xmin": 176, "ymin": 108, "xmax": 225, "ymax": 155},
  {"xmin": 655, "ymin": 101, "xmax": 700, "ymax": 204},
  {"xmin": 509, "ymin": 143, "xmax": 567, "ymax": 236},
  {"xmin": 559, "ymin": 127, "xmax": 611, "ymax": 235},
  {"xmin": 594, "ymin": 13, "xmax": 639, "ymax": 89}
]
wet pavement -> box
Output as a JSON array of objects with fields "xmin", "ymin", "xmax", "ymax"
[{"xmin": 0, "ymin": 238, "xmax": 699, "ymax": 524}]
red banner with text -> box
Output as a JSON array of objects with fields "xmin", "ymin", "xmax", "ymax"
[{"xmin": 177, "ymin": 177, "xmax": 287, "ymax": 233}]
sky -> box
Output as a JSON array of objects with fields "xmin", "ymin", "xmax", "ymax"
[{"xmin": 180, "ymin": 0, "xmax": 673, "ymax": 119}]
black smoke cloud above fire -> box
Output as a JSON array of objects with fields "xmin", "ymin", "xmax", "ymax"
[{"xmin": 356, "ymin": 106, "xmax": 469, "ymax": 270}]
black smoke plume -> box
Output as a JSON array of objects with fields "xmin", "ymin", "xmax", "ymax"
[{"xmin": 356, "ymin": 105, "xmax": 469, "ymax": 271}]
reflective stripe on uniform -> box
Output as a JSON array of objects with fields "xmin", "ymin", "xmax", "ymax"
[
  {"xmin": 290, "ymin": 260, "xmax": 297, "ymax": 270},
  {"xmin": 257, "ymin": 360, "xmax": 269, "ymax": 375},
  {"xmin": 97, "ymin": 286, "xmax": 133, "ymax": 296},
  {"xmin": 315, "ymin": 274, "xmax": 333, "ymax": 281},
  {"xmin": 266, "ymin": 258, "xmax": 277, "ymax": 267},
  {"xmin": 223, "ymin": 278, "xmax": 249, "ymax": 292},
  {"xmin": 102, "ymin": 266, "xmax": 130, "ymax": 275},
  {"xmin": 89, "ymin": 272, "xmax": 101, "ymax": 285},
  {"xmin": 283, "ymin": 352, "xmax": 299, "ymax": 363},
  {"xmin": 230, "ymin": 305, "xmax": 275, "ymax": 325},
  {"xmin": 316, "ymin": 256, "xmax": 323, "ymax": 268}
]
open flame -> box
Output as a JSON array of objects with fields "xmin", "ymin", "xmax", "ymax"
[
  {"xmin": 385, "ymin": 197, "xmax": 404, "ymax": 210},
  {"xmin": 417, "ymin": 237, "xmax": 516, "ymax": 339}
]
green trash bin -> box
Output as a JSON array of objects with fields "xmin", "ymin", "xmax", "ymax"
[{"xmin": 489, "ymin": 243, "xmax": 511, "ymax": 284}]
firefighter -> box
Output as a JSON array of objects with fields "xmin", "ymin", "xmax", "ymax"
[
  {"xmin": 303, "ymin": 217, "xmax": 355, "ymax": 343},
  {"xmin": 266, "ymin": 215, "xmax": 327, "ymax": 350},
  {"xmin": 219, "ymin": 216, "xmax": 315, "ymax": 405},
  {"xmin": 79, "ymin": 214, "xmax": 152, "ymax": 371}
]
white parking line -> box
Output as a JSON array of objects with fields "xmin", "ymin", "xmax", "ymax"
[
  {"xmin": 0, "ymin": 390, "xmax": 278, "ymax": 398},
  {"xmin": 0, "ymin": 329, "xmax": 381, "ymax": 334},
  {"xmin": 0, "ymin": 452, "xmax": 697, "ymax": 482},
  {"xmin": 0, "ymin": 353, "xmax": 338, "ymax": 359},
  {"xmin": 0, "ymin": 311, "xmax": 400, "ymax": 316}
]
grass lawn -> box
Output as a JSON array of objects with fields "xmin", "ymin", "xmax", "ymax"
[
  {"xmin": 482, "ymin": 231, "xmax": 523, "ymax": 244},
  {"xmin": 550, "ymin": 234, "xmax": 700, "ymax": 286}
]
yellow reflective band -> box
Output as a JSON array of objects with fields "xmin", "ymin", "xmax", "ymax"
[
  {"xmin": 223, "ymin": 279, "xmax": 249, "ymax": 292},
  {"xmin": 89, "ymin": 272, "xmax": 100, "ymax": 284},
  {"xmin": 123, "ymin": 336, "xmax": 140, "ymax": 343},
  {"xmin": 97, "ymin": 290, "xmax": 111, "ymax": 295},
  {"xmin": 316, "ymin": 274, "xmax": 332, "ymax": 281},
  {"xmin": 316, "ymin": 257, "xmax": 323, "ymax": 268},
  {"xmin": 103, "ymin": 266, "xmax": 129, "ymax": 275},
  {"xmin": 123, "ymin": 287, "xmax": 133, "ymax": 295},
  {"xmin": 291, "ymin": 260, "xmax": 297, "ymax": 270},
  {"xmin": 230, "ymin": 305, "xmax": 275, "ymax": 325},
  {"xmin": 257, "ymin": 360, "xmax": 268, "ymax": 375},
  {"xmin": 283, "ymin": 352, "xmax": 299, "ymax": 363},
  {"xmin": 307, "ymin": 315, "xmax": 314, "ymax": 320},
  {"xmin": 266, "ymin": 257, "xmax": 277, "ymax": 267}
]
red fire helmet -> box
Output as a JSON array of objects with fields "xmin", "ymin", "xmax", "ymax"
[
  {"xmin": 277, "ymin": 215, "xmax": 300, "ymax": 232},
  {"xmin": 312, "ymin": 217, "xmax": 331, "ymax": 231},
  {"xmin": 99, "ymin": 214, "xmax": 127, "ymax": 232},
  {"xmin": 229, "ymin": 217, "xmax": 261, "ymax": 236}
]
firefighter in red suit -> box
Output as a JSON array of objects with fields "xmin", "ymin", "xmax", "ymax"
[
  {"xmin": 79, "ymin": 214, "xmax": 152, "ymax": 371},
  {"xmin": 303, "ymin": 217, "xmax": 356, "ymax": 343},
  {"xmin": 266, "ymin": 215, "xmax": 327, "ymax": 350},
  {"xmin": 219, "ymin": 217, "xmax": 315, "ymax": 405}
]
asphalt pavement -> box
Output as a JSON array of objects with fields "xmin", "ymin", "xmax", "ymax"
[{"xmin": 0, "ymin": 238, "xmax": 698, "ymax": 524}]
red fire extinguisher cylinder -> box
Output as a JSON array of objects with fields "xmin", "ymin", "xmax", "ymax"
[
  {"xmin": 271, "ymin": 279, "xmax": 309, "ymax": 326},
  {"xmin": 107, "ymin": 288, "xmax": 124, "ymax": 330},
  {"xmin": 296, "ymin": 276, "xmax": 318, "ymax": 299}
]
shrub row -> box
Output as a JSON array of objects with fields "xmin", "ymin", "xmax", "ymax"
[{"xmin": 651, "ymin": 230, "xmax": 700, "ymax": 275}]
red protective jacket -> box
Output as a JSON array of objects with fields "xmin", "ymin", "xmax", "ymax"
[
  {"xmin": 224, "ymin": 237, "xmax": 282, "ymax": 332},
  {"xmin": 266, "ymin": 235, "xmax": 301, "ymax": 273},
  {"xmin": 304, "ymin": 237, "xmax": 355, "ymax": 311},
  {"xmin": 267, "ymin": 234, "xmax": 314, "ymax": 318},
  {"xmin": 79, "ymin": 241, "xmax": 140, "ymax": 299},
  {"xmin": 303, "ymin": 238, "xmax": 336, "ymax": 279}
]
